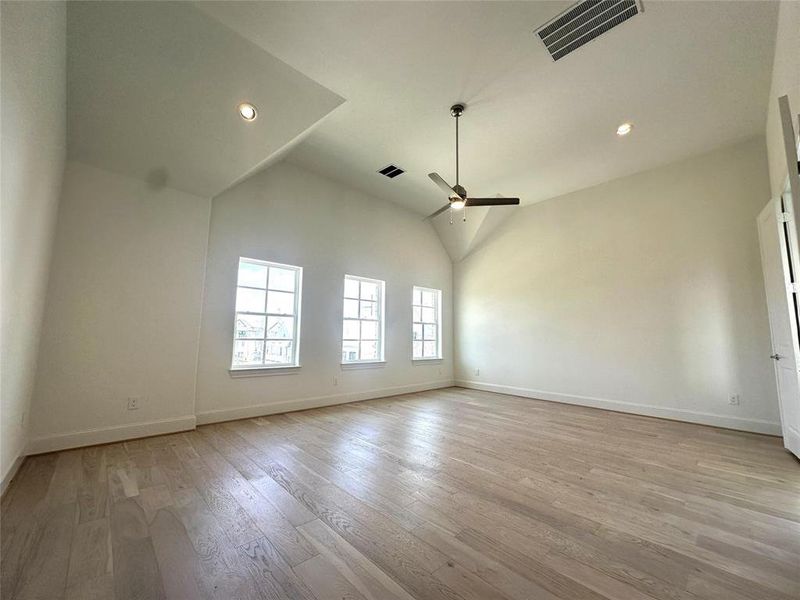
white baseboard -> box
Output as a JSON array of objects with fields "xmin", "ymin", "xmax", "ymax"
[
  {"xmin": 23, "ymin": 381, "xmax": 454, "ymax": 454},
  {"xmin": 1, "ymin": 453, "xmax": 26, "ymax": 498},
  {"xmin": 456, "ymin": 380, "xmax": 782, "ymax": 436},
  {"xmin": 27, "ymin": 415, "xmax": 197, "ymax": 455},
  {"xmin": 196, "ymin": 379, "xmax": 455, "ymax": 425},
  {"xmin": 12, "ymin": 380, "xmax": 785, "ymax": 466}
]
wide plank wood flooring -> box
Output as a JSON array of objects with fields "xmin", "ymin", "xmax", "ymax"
[{"xmin": 2, "ymin": 387, "xmax": 799, "ymax": 600}]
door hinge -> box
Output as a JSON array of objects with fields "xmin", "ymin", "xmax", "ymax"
[
  {"xmin": 779, "ymin": 212, "xmax": 792, "ymax": 222},
  {"xmin": 789, "ymin": 282, "xmax": 800, "ymax": 294}
]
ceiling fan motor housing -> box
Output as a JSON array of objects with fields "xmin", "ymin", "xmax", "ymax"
[{"xmin": 452, "ymin": 184, "xmax": 467, "ymax": 199}]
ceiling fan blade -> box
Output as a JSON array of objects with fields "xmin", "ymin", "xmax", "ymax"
[
  {"xmin": 428, "ymin": 172, "xmax": 457, "ymax": 197},
  {"xmin": 465, "ymin": 197, "xmax": 520, "ymax": 207},
  {"xmin": 425, "ymin": 203, "xmax": 452, "ymax": 220}
]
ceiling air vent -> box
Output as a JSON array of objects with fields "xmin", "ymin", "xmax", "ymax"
[
  {"xmin": 378, "ymin": 164, "xmax": 405, "ymax": 178},
  {"xmin": 536, "ymin": 0, "xmax": 643, "ymax": 61}
]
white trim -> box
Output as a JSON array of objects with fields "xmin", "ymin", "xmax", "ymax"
[
  {"xmin": 196, "ymin": 379, "xmax": 454, "ymax": 425},
  {"xmin": 26, "ymin": 415, "xmax": 197, "ymax": 455},
  {"xmin": 229, "ymin": 365, "xmax": 301, "ymax": 378},
  {"xmin": 456, "ymin": 380, "xmax": 782, "ymax": 436},
  {"xmin": 1, "ymin": 453, "xmax": 26, "ymax": 498},
  {"xmin": 340, "ymin": 360, "xmax": 386, "ymax": 370}
]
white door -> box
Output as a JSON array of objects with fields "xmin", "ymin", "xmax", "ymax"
[{"xmin": 757, "ymin": 197, "xmax": 800, "ymax": 458}]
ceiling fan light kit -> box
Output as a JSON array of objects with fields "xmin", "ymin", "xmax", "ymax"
[{"xmin": 427, "ymin": 103, "xmax": 520, "ymax": 223}]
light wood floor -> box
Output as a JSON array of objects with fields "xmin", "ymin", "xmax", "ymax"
[{"xmin": 2, "ymin": 387, "xmax": 799, "ymax": 600}]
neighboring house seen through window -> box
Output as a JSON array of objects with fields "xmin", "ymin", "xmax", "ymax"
[
  {"xmin": 412, "ymin": 286, "xmax": 442, "ymax": 359},
  {"xmin": 342, "ymin": 274, "xmax": 385, "ymax": 363},
  {"xmin": 232, "ymin": 257, "xmax": 302, "ymax": 368}
]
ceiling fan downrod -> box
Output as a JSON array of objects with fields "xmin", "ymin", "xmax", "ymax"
[{"xmin": 451, "ymin": 104, "xmax": 466, "ymax": 222}]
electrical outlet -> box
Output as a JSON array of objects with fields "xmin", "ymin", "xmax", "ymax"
[
  {"xmin": 19, "ymin": 411, "xmax": 26, "ymax": 427},
  {"xmin": 127, "ymin": 396, "xmax": 141, "ymax": 411},
  {"xmin": 474, "ymin": 368, "xmax": 480, "ymax": 376},
  {"xmin": 728, "ymin": 394, "xmax": 740, "ymax": 406},
  {"xmin": 333, "ymin": 376, "xmax": 338, "ymax": 386}
]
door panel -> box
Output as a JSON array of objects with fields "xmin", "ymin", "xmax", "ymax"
[{"xmin": 757, "ymin": 198, "xmax": 800, "ymax": 458}]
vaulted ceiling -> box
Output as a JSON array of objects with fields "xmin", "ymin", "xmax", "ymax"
[
  {"xmin": 197, "ymin": 1, "xmax": 779, "ymax": 219},
  {"xmin": 68, "ymin": 1, "xmax": 780, "ymax": 260}
]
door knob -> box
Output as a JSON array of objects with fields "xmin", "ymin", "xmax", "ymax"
[{"xmin": 770, "ymin": 354, "xmax": 783, "ymax": 360}]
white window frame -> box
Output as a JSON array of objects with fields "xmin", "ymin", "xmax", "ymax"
[
  {"xmin": 342, "ymin": 274, "xmax": 385, "ymax": 364},
  {"xmin": 231, "ymin": 257, "xmax": 302, "ymax": 371},
  {"xmin": 412, "ymin": 286, "xmax": 442, "ymax": 360}
]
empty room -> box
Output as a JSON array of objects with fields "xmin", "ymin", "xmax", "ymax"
[{"xmin": 2, "ymin": 0, "xmax": 799, "ymax": 599}]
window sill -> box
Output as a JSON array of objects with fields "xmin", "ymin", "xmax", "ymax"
[
  {"xmin": 412, "ymin": 358, "xmax": 443, "ymax": 364},
  {"xmin": 229, "ymin": 365, "xmax": 301, "ymax": 378},
  {"xmin": 340, "ymin": 361, "xmax": 386, "ymax": 370}
]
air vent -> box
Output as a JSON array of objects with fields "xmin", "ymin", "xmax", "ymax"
[
  {"xmin": 378, "ymin": 164, "xmax": 405, "ymax": 178},
  {"xmin": 536, "ymin": 0, "xmax": 642, "ymax": 61}
]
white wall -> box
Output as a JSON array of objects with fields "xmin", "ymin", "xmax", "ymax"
[
  {"xmin": 455, "ymin": 137, "xmax": 780, "ymax": 433},
  {"xmin": 28, "ymin": 162, "xmax": 211, "ymax": 452},
  {"xmin": 765, "ymin": 0, "xmax": 799, "ymax": 198},
  {"xmin": 1, "ymin": 1, "xmax": 66, "ymax": 486},
  {"xmin": 194, "ymin": 161, "xmax": 453, "ymax": 423}
]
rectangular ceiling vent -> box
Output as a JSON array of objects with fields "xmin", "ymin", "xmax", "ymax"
[
  {"xmin": 536, "ymin": 0, "xmax": 643, "ymax": 62},
  {"xmin": 378, "ymin": 164, "xmax": 405, "ymax": 179}
]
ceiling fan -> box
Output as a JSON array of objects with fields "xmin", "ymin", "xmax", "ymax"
[{"xmin": 427, "ymin": 103, "xmax": 520, "ymax": 222}]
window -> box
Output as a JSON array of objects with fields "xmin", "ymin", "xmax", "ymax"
[
  {"xmin": 342, "ymin": 275, "xmax": 385, "ymax": 363},
  {"xmin": 412, "ymin": 286, "xmax": 442, "ymax": 359},
  {"xmin": 232, "ymin": 257, "xmax": 302, "ymax": 369}
]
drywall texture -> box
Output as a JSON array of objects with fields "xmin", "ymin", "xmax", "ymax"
[
  {"xmin": 455, "ymin": 137, "xmax": 780, "ymax": 432},
  {"xmin": 195, "ymin": 161, "xmax": 453, "ymax": 422},
  {"xmin": 1, "ymin": 1, "xmax": 66, "ymax": 484},
  {"xmin": 765, "ymin": 0, "xmax": 800, "ymax": 197},
  {"xmin": 29, "ymin": 162, "xmax": 210, "ymax": 448}
]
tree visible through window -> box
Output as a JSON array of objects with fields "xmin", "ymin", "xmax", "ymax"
[
  {"xmin": 232, "ymin": 258, "xmax": 302, "ymax": 368},
  {"xmin": 342, "ymin": 275, "xmax": 385, "ymax": 363},
  {"xmin": 412, "ymin": 286, "xmax": 441, "ymax": 359}
]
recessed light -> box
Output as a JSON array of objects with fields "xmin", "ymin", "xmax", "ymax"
[
  {"xmin": 238, "ymin": 103, "xmax": 257, "ymax": 121},
  {"xmin": 616, "ymin": 122, "xmax": 633, "ymax": 136}
]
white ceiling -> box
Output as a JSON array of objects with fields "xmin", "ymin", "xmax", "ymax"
[
  {"xmin": 197, "ymin": 0, "xmax": 779, "ymax": 216},
  {"xmin": 67, "ymin": 1, "xmax": 344, "ymax": 198}
]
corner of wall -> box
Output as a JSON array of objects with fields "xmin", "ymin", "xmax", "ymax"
[{"xmin": 0, "ymin": 0, "xmax": 67, "ymax": 488}]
